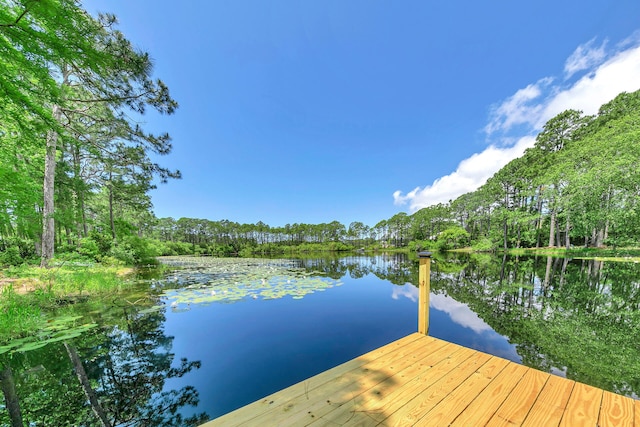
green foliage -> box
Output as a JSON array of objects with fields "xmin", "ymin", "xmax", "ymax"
[
  {"xmin": 407, "ymin": 239, "xmax": 437, "ymax": 252},
  {"xmin": 88, "ymin": 231, "xmax": 113, "ymax": 254},
  {"xmin": 107, "ymin": 235, "xmax": 160, "ymax": 265},
  {"xmin": 1, "ymin": 0, "xmax": 179, "ymax": 266},
  {"xmin": 76, "ymin": 237, "xmax": 101, "ymax": 261},
  {"xmin": 0, "ymin": 247, "xmax": 23, "ymax": 266},
  {"xmin": 471, "ymin": 237, "xmax": 496, "ymax": 252},
  {"xmin": 436, "ymin": 226, "xmax": 470, "ymax": 250},
  {"xmin": 107, "ymin": 243, "xmax": 136, "ymax": 265},
  {"xmin": 0, "ymin": 237, "xmax": 36, "ymax": 260},
  {"xmin": 162, "ymin": 241, "xmax": 195, "ymax": 256}
]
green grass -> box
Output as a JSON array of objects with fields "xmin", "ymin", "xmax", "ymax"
[
  {"xmin": 0, "ymin": 261, "xmax": 140, "ymax": 341},
  {"xmin": 0, "ymin": 286, "xmax": 49, "ymax": 341}
]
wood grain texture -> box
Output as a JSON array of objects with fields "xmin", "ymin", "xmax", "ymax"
[
  {"xmin": 486, "ymin": 367, "xmax": 550, "ymax": 426},
  {"xmin": 559, "ymin": 382, "xmax": 603, "ymax": 427},
  {"xmin": 201, "ymin": 333, "xmax": 638, "ymax": 427},
  {"xmin": 521, "ymin": 374, "xmax": 574, "ymax": 427},
  {"xmin": 450, "ymin": 362, "xmax": 529, "ymax": 426},
  {"xmin": 598, "ymin": 390, "xmax": 635, "ymax": 427}
]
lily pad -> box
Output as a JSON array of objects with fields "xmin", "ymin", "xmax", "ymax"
[
  {"xmin": 0, "ymin": 316, "xmax": 98, "ymax": 355},
  {"xmin": 157, "ymin": 257, "xmax": 341, "ymax": 308}
]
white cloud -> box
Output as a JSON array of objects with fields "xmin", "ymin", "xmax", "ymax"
[
  {"xmin": 391, "ymin": 283, "xmax": 418, "ymax": 301},
  {"xmin": 393, "ymin": 136, "xmax": 534, "ymax": 212},
  {"xmin": 539, "ymin": 44, "xmax": 640, "ymax": 127},
  {"xmin": 430, "ymin": 293, "xmax": 492, "ymax": 334},
  {"xmin": 484, "ymin": 78, "xmax": 552, "ymax": 135},
  {"xmin": 491, "ymin": 41, "xmax": 640, "ymax": 134},
  {"xmin": 564, "ymin": 37, "xmax": 607, "ymax": 79},
  {"xmin": 394, "ymin": 36, "xmax": 640, "ymax": 213}
]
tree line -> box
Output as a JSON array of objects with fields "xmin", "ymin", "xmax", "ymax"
[
  {"xmin": 1, "ymin": 1, "xmax": 639, "ymax": 266},
  {"xmin": 144, "ymin": 210, "xmax": 454, "ymax": 257},
  {"xmin": 451, "ymin": 91, "xmax": 640, "ymax": 251},
  {"xmin": 135, "ymin": 90, "xmax": 640, "ymax": 257}
]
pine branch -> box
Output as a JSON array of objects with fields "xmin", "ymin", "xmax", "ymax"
[
  {"xmin": 65, "ymin": 90, "xmax": 154, "ymax": 105},
  {"xmin": 0, "ymin": 0, "xmax": 40, "ymax": 28}
]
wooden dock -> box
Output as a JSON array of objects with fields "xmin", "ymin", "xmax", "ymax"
[
  {"xmin": 202, "ymin": 253, "xmax": 638, "ymax": 426},
  {"xmin": 203, "ymin": 332, "xmax": 638, "ymax": 426}
]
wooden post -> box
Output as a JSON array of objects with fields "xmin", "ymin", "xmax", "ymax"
[{"xmin": 418, "ymin": 252, "xmax": 431, "ymax": 335}]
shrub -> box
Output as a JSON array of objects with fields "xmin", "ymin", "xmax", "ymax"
[
  {"xmin": 77, "ymin": 237, "xmax": 101, "ymax": 260},
  {"xmin": 108, "ymin": 242, "xmax": 136, "ymax": 265},
  {"xmin": 88, "ymin": 231, "xmax": 113, "ymax": 254},
  {"xmin": 0, "ymin": 237, "xmax": 36, "ymax": 259},
  {"xmin": 408, "ymin": 240, "xmax": 437, "ymax": 252},
  {"xmin": 108, "ymin": 235, "xmax": 160, "ymax": 265},
  {"xmin": 471, "ymin": 237, "xmax": 496, "ymax": 252},
  {"xmin": 436, "ymin": 226, "xmax": 471, "ymax": 250},
  {"xmin": 0, "ymin": 247, "xmax": 23, "ymax": 266}
]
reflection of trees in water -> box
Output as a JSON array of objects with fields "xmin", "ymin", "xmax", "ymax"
[
  {"xmin": 431, "ymin": 253, "xmax": 640, "ymax": 398},
  {"xmin": 92, "ymin": 308, "xmax": 208, "ymax": 426},
  {"xmin": 296, "ymin": 253, "xmax": 418, "ymax": 285},
  {"xmin": 0, "ymin": 306, "xmax": 207, "ymax": 426}
]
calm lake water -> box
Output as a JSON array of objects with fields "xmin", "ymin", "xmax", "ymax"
[{"xmin": 1, "ymin": 253, "xmax": 639, "ymax": 425}]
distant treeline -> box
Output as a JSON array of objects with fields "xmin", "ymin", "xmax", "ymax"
[{"xmin": 145, "ymin": 216, "xmax": 441, "ymax": 256}]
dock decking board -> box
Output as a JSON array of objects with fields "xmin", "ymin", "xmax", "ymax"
[{"xmin": 202, "ymin": 333, "xmax": 638, "ymax": 426}]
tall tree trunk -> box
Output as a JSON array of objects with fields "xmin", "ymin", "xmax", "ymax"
[
  {"xmin": 108, "ymin": 170, "xmax": 116, "ymax": 240},
  {"xmin": 0, "ymin": 365, "xmax": 23, "ymax": 427},
  {"xmin": 534, "ymin": 186, "xmax": 544, "ymax": 248},
  {"xmin": 41, "ymin": 103, "xmax": 62, "ymax": 267},
  {"xmin": 41, "ymin": 67, "xmax": 71, "ymax": 267},
  {"xmin": 64, "ymin": 343, "xmax": 112, "ymax": 427},
  {"xmin": 548, "ymin": 208, "xmax": 556, "ymax": 247},
  {"xmin": 565, "ymin": 210, "xmax": 571, "ymax": 250},
  {"xmin": 596, "ymin": 227, "xmax": 604, "ymax": 247},
  {"xmin": 65, "ymin": 225, "xmax": 72, "ymax": 245},
  {"xmin": 81, "ymin": 194, "xmax": 88, "ymax": 238},
  {"xmin": 73, "ymin": 144, "xmax": 88, "ymax": 238},
  {"xmin": 502, "ymin": 218, "xmax": 508, "ymax": 250}
]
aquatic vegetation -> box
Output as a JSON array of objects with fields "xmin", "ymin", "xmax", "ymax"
[
  {"xmin": 156, "ymin": 257, "xmax": 343, "ymax": 308},
  {"xmin": 0, "ymin": 264, "xmax": 144, "ymax": 349},
  {"xmin": 0, "ymin": 315, "xmax": 97, "ymax": 355}
]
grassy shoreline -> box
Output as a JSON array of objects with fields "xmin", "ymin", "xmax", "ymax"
[{"xmin": 0, "ymin": 262, "xmax": 156, "ymax": 341}]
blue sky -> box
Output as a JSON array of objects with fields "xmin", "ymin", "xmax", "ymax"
[{"xmin": 87, "ymin": 1, "xmax": 640, "ymax": 227}]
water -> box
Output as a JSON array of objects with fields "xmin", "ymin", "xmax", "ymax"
[{"xmin": 1, "ymin": 253, "xmax": 639, "ymax": 425}]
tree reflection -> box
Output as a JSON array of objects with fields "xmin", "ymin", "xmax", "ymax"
[
  {"xmin": 288, "ymin": 250, "xmax": 639, "ymax": 398},
  {"xmin": 0, "ymin": 305, "xmax": 207, "ymax": 426},
  {"xmin": 429, "ymin": 253, "xmax": 640, "ymax": 398}
]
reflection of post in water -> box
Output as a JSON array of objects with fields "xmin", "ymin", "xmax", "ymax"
[{"xmin": 418, "ymin": 252, "xmax": 431, "ymax": 335}]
